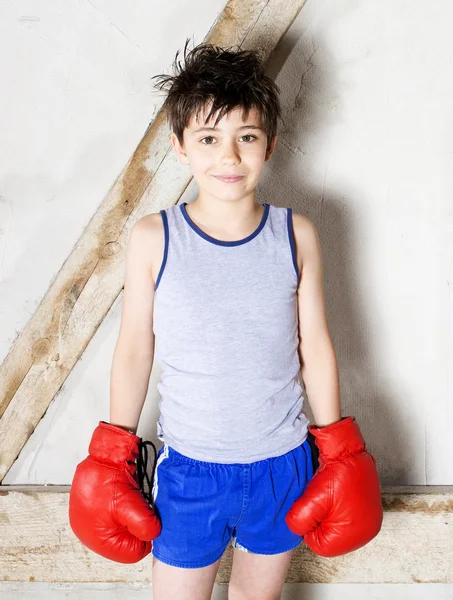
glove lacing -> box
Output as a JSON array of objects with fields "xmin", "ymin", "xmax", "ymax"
[{"xmin": 136, "ymin": 439, "xmax": 158, "ymax": 509}]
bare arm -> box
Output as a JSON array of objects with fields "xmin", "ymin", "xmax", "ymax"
[
  {"xmin": 293, "ymin": 214, "xmax": 341, "ymax": 427},
  {"xmin": 109, "ymin": 216, "xmax": 159, "ymax": 434}
]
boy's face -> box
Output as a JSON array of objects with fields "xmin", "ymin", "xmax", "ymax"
[{"xmin": 171, "ymin": 103, "xmax": 277, "ymax": 203}]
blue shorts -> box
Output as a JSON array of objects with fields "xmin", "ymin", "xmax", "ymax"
[{"xmin": 150, "ymin": 438, "xmax": 315, "ymax": 569}]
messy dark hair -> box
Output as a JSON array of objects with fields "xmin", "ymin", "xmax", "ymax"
[{"xmin": 151, "ymin": 38, "xmax": 283, "ymax": 151}]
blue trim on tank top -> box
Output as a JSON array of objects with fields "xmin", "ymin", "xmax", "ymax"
[
  {"xmin": 180, "ymin": 201, "xmax": 270, "ymax": 247},
  {"xmin": 286, "ymin": 207, "xmax": 301, "ymax": 282},
  {"xmin": 155, "ymin": 203, "xmax": 300, "ymax": 291},
  {"xmin": 155, "ymin": 209, "xmax": 169, "ymax": 291}
]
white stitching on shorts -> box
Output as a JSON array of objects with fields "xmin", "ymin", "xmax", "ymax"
[
  {"xmin": 232, "ymin": 537, "xmax": 250, "ymax": 553},
  {"xmin": 152, "ymin": 443, "xmax": 169, "ymax": 503}
]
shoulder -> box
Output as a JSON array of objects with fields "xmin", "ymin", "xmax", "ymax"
[
  {"xmin": 291, "ymin": 210, "xmax": 320, "ymax": 247},
  {"xmin": 290, "ymin": 210, "xmax": 317, "ymax": 236},
  {"xmin": 128, "ymin": 212, "xmax": 166, "ymax": 285},
  {"xmin": 290, "ymin": 210, "xmax": 321, "ymax": 273},
  {"xmin": 134, "ymin": 211, "xmax": 164, "ymax": 239}
]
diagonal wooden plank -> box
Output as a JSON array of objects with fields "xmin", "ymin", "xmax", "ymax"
[
  {"xmin": 1, "ymin": 486, "xmax": 452, "ymax": 583},
  {"xmin": 0, "ymin": 0, "xmax": 309, "ymax": 481}
]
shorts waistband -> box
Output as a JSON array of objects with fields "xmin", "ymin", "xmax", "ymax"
[
  {"xmin": 164, "ymin": 438, "xmax": 309, "ymax": 467},
  {"xmin": 166, "ymin": 444, "xmax": 224, "ymax": 466}
]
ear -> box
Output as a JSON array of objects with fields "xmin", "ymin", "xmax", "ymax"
[
  {"xmin": 265, "ymin": 135, "xmax": 277, "ymax": 161},
  {"xmin": 171, "ymin": 132, "xmax": 190, "ymax": 165}
]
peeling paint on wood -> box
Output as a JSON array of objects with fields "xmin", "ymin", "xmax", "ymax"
[
  {"xmin": 382, "ymin": 495, "xmax": 453, "ymax": 513},
  {"xmin": 0, "ymin": 486, "xmax": 452, "ymax": 583}
]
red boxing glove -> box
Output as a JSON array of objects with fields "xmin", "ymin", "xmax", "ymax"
[
  {"xmin": 285, "ymin": 416, "xmax": 383, "ymax": 557},
  {"xmin": 69, "ymin": 421, "xmax": 162, "ymax": 563}
]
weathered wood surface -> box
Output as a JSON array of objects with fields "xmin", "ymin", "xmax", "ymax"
[
  {"xmin": 0, "ymin": 486, "xmax": 452, "ymax": 583},
  {"xmin": 0, "ymin": 0, "xmax": 309, "ymax": 482}
]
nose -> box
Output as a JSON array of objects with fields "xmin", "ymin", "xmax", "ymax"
[{"xmin": 220, "ymin": 140, "xmax": 241, "ymax": 165}]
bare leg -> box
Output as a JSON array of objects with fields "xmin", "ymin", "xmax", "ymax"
[
  {"xmin": 152, "ymin": 554, "xmax": 222, "ymax": 600},
  {"xmin": 228, "ymin": 546, "xmax": 296, "ymax": 600}
]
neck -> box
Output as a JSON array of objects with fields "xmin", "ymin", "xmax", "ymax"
[{"xmin": 189, "ymin": 194, "xmax": 262, "ymax": 229}]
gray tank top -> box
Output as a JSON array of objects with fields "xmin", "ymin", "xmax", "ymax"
[{"xmin": 152, "ymin": 201, "xmax": 310, "ymax": 463}]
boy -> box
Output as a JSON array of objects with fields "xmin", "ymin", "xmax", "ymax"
[{"xmin": 69, "ymin": 40, "xmax": 382, "ymax": 600}]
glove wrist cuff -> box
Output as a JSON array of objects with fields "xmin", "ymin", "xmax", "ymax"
[
  {"xmin": 88, "ymin": 421, "xmax": 141, "ymax": 465},
  {"xmin": 308, "ymin": 416, "xmax": 366, "ymax": 463}
]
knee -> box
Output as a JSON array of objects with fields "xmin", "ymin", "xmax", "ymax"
[{"xmin": 228, "ymin": 583, "xmax": 281, "ymax": 600}]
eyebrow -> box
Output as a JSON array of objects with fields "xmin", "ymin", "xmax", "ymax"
[{"xmin": 191, "ymin": 125, "xmax": 263, "ymax": 135}]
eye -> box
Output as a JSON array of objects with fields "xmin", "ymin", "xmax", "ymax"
[
  {"xmin": 241, "ymin": 134, "xmax": 258, "ymax": 142},
  {"xmin": 199, "ymin": 134, "xmax": 258, "ymax": 145}
]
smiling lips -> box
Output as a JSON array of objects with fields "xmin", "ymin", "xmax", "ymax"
[{"xmin": 214, "ymin": 175, "xmax": 245, "ymax": 183}]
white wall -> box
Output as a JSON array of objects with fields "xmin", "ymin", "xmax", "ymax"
[{"xmin": 1, "ymin": 0, "xmax": 452, "ymax": 489}]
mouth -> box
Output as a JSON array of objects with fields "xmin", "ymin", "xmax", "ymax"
[{"xmin": 213, "ymin": 175, "xmax": 245, "ymax": 183}]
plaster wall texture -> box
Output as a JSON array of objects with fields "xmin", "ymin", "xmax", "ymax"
[{"xmin": 1, "ymin": 0, "xmax": 452, "ymax": 487}]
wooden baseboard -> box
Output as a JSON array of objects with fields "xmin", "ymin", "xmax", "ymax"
[{"xmin": 1, "ymin": 485, "xmax": 452, "ymax": 583}]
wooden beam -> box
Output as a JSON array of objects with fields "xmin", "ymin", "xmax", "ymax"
[
  {"xmin": 0, "ymin": 486, "xmax": 451, "ymax": 583},
  {"xmin": 0, "ymin": 0, "xmax": 309, "ymax": 482}
]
